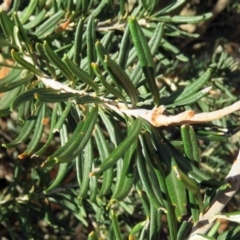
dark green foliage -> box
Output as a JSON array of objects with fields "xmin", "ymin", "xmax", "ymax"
[{"xmin": 0, "ymin": 0, "xmax": 240, "ymax": 239}]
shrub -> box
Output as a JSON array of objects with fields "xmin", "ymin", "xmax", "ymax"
[{"xmin": 0, "ymin": 0, "xmax": 240, "ymax": 239}]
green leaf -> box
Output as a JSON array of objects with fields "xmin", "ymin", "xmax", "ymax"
[
  {"xmin": 91, "ymin": 62, "xmax": 126, "ymax": 103},
  {"xmin": 13, "ymin": 12, "xmax": 32, "ymax": 54},
  {"xmin": 189, "ymin": 192, "xmax": 200, "ymax": 223},
  {"xmin": 18, "ymin": 103, "xmax": 46, "ymax": 159},
  {"xmin": 73, "ymin": 18, "xmax": 84, "ymax": 65},
  {"xmin": 34, "ymin": 10, "xmax": 64, "ymax": 38},
  {"xmin": 0, "ymin": 9, "xmax": 15, "ymax": 39},
  {"xmin": 86, "ymin": 15, "xmax": 96, "ymax": 77},
  {"xmin": 47, "ymin": 105, "xmax": 98, "ymax": 164},
  {"xmin": 11, "ymin": 49, "xmax": 43, "ymax": 76},
  {"xmin": 0, "ymin": 85, "xmax": 22, "ymax": 116},
  {"xmin": 171, "ymin": 13, "xmax": 212, "ymax": 24},
  {"xmin": 19, "ymin": 0, "xmax": 39, "ymax": 24},
  {"xmin": 139, "ymin": 134, "xmax": 164, "ymax": 207},
  {"xmin": 152, "ymin": 0, "xmax": 187, "ymax": 16},
  {"xmin": 33, "ymin": 102, "xmax": 59, "ymax": 157},
  {"xmin": 94, "ymin": 123, "xmax": 113, "ymax": 197},
  {"xmin": 160, "ymin": 68, "xmax": 212, "ymax": 105},
  {"xmin": 0, "ymin": 68, "xmax": 22, "ymax": 88},
  {"xmin": 166, "ymin": 86, "xmax": 211, "ymax": 108},
  {"xmin": 118, "ymin": 25, "xmax": 131, "ymax": 69},
  {"xmin": 129, "ymin": 220, "xmax": 146, "ymax": 237},
  {"xmin": 128, "ymin": 17, "xmax": 154, "ymax": 67},
  {"xmin": 78, "ymin": 138, "xmax": 94, "ymax": 199},
  {"xmin": 149, "ymin": 204, "xmax": 162, "ymax": 240},
  {"xmin": 177, "ymin": 221, "xmax": 193, "ymax": 240},
  {"xmin": 181, "ymin": 125, "xmax": 200, "ymax": 163},
  {"xmin": 3, "ymin": 102, "xmax": 42, "ymax": 148},
  {"xmin": 95, "ymin": 41, "xmax": 138, "ymax": 106},
  {"xmin": 161, "ymin": 38, "xmax": 189, "ymax": 62},
  {"xmin": 44, "ymin": 121, "xmax": 72, "ymax": 193},
  {"xmin": 90, "ymin": 118, "xmax": 142, "ymax": 176},
  {"xmin": 111, "ymin": 120, "xmax": 138, "ymax": 201},
  {"xmin": 111, "ymin": 210, "xmax": 123, "ymax": 240},
  {"xmin": 23, "ymin": 9, "xmax": 46, "ymax": 29},
  {"xmin": 63, "ymin": 55, "xmax": 98, "ymax": 92},
  {"xmin": 10, "ymin": 88, "xmax": 56, "ymax": 111},
  {"xmin": 152, "ymin": 13, "xmax": 212, "ymax": 24},
  {"xmin": 136, "ymin": 150, "xmax": 163, "ymax": 210},
  {"xmin": 104, "ymin": 55, "xmax": 138, "ymax": 107},
  {"xmin": 0, "ymin": 72, "xmax": 34, "ymax": 93},
  {"xmin": 52, "ymin": 102, "xmax": 72, "ymax": 132},
  {"xmin": 166, "ymin": 168, "xmax": 187, "ymax": 221},
  {"xmin": 128, "ymin": 17, "xmax": 160, "ymax": 105},
  {"xmin": 207, "ymin": 221, "xmax": 221, "ymax": 238},
  {"xmin": 43, "ymin": 42, "xmax": 75, "ymax": 83}
]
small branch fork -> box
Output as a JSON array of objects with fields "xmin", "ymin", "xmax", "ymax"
[
  {"xmin": 189, "ymin": 150, "xmax": 240, "ymax": 238},
  {"xmin": 40, "ymin": 77, "xmax": 240, "ymax": 127}
]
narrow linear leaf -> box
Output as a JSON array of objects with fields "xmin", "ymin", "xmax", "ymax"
[
  {"xmin": 0, "ymin": 72, "xmax": 34, "ymax": 93},
  {"xmin": 74, "ymin": 18, "xmax": 84, "ymax": 65},
  {"xmin": 104, "ymin": 55, "xmax": 138, "ymax": 107},
  {"xmin": 94, "ymin": 124, "xmax": 113, "ymax": 197},
  {"xmin": 78, "ymin": 138, "xmax": 94, "ymax": 198},
  {"xmin": 128, "ymin": 17, "xmax": 159, "ymax": 105},
  {"xmin": 181, "ymin": 125, "xmax": 200, "ymax": 163},
  {"xmin": 44, "ymin": 121, "xmax": 71, "ymax": 193},
  {"xmin": 86, "ymin": 15, "xmax": 96, "ymax": 77},
  {"xmin": 43, "ymin": 42, "xmax": 75, "ymax": 82},
  {"xmin": 23, "ymin": 9, "xmax": 46, "ymax": 29},
  {"xmin": 11, "ymin": 49, "xmax": 43, "ymax": 76},
  {"xmin": 91, "ymin": 62, "xmax": 126, "ymax": 103},
  {"xmin": 54, "ymin": 106, "xmax": 98, "ymax": 163},
  {"xmin": 19, "ymin": 0, "xmax": 39, "ymax": 24},
  {"xmin": 0, "ymin": 9, "xmax": 15, "ymax": 39},
  {"xmin": 34, "ymin": 10, "xmax": 64, "ymax": 38},
  {"xmin": 111, "ymin": 210, "xmax": 123, "ymax": 240},
  {"xmin": 166, "ymin": 169, "xmax": 187, "ymax": 221},
  {"xmin": 10, "ymin": 88, "xmax": 57, "ymax": 111},
  {"xmin": 13, "ymin": 12, "xmax": 32, "ymax": 54},
  {"xmin": 18, "ymin": 103, "xmax": 46, "ymax": 158},
  {"xmin": 64, "ymin": 55, "xmax": 98, "ymax": 92},
  {"xmin": 90, "ymin": 118, "xmax": 142, "ymax": 176}
]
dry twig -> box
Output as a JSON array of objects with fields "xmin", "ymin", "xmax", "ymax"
[
  {"xmin": 189, "ymin": 150, "xmax": 240, "ymax": 238},
  {"xmin": 40, "ymin": 77, "xmax": 240, "ymax": 127}
]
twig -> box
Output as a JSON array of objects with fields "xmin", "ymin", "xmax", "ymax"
[
  {"xmin": 121, "ymin": 100, "xmax": 240, "ymax": 127},
  {"xmin": 188, "ymin": 150, "xmax": 240, "ymax": 238},
  {"xmin": 39, "ymin": 77, "xmax": 240, "ymax": 127},
  {"xmin": 40, "ymin": 77, "xmax": 130, "ymax": 110}
]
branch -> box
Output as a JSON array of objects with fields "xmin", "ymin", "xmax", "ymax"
[
  {"xmin": 39, "ymin": 77, "xmax": 240, "ymax": 127},
  {"xmin": 121, "ymin": 101, "xmax": 240, "ymax": 127},
  {"xmin": 188, "ymin": 150, "xmax": 240, "ymax": 238},
  {"xmin": 40, "ymin": 77, "xmax": 130, "ymax": 109}
]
